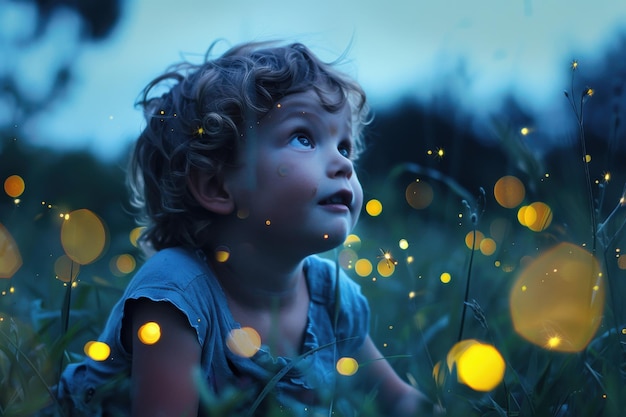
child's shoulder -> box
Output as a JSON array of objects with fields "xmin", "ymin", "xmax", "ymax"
[{"xmin": 130, "ymin": 247, "xmax": 210, "ymax": 290}]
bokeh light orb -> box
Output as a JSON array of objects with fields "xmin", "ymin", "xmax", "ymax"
[
  {"xmin": 377, "ymin": 259, "xmax": 395, "ymax": 277},
  {"xmin": 227, "ymin": 327, "xmax": 261, "ymax": 358},
  {"xmin": 455, "ymin": 341, "xmax": 505, "ymax": 392},
  {"xmin": 510, "ymin": 242, "xmax": 604, "ymax": 352},
  {"xmin": 355, "ymin": 259, "xmax": 373, "ymax": 277},
  {"xmin": 138, "ymin": 321, "xmax": 161, "ymax": 345},
  {"xmin": 479, "ymin": 238, "xmax": 497, "ymax": 256},
  {"xmin": 61, "ymin": 209, "xmax": 107, "ymax": 265},
  {"xmin": 365, "ymin": 199, "xmax": 383, "ymax": 216},
  {"xmin": 440, "ymin": 272, "xmax": 452, "ymax": 284},
  {"xmin": 343, "ymin": 234, "xmax": 361, "ymax": 250},
  {"xmin": 55, "ymin": 255, "xmax": 80, "ymax": 283},
  {"xmin": 336, "ymin": 357, "xmax": 359, "ymax": 376},
  {"xmin": 0, "ymin": 223, "xmax": 22, "ymax": 278},
  {"xmin": 405, "ymin": 180, "xmax": 434, "ymax": 209},
  {"xmin": 494, "ymin": 176, "xmax": 525, "ymax": 208},
  {"xmin": 4, "ymin": 175, "xmax": 25, "ymax": 198},
  {"xmin": 465, "ymin": 230, "xmax": 484, "ymax": 250},
  {"xmin": 84, "ymin": 341, "xmax": 111, "ymax": 361},
  {"xmin": 525, "ymin": 202, "xmax": 553, "ymax": 232}
]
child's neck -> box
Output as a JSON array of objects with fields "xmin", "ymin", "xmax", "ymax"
[{"xmin": 207, "ymin": 244, "xmax": 307, "ymax": 311}]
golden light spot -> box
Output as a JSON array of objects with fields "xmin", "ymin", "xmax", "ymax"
[
  {"xmin": 436, "ymin": 148, "xmax": 445, "ymax": 158},
  {"xmin": 407, "ymin": 255, "xmax": 414, "ymax": 264},
  {"xmin": 276, "ymin": 103, "xmax": 282, "ymax": 108},
  {"xmin": 494, "ymin": 260, "xmax": 501, "ymax": 267},
  {"xmin": 455, "ymin": 341, "xmax": 505, "ymax": 392},
  {"xmin": 129, "ymin": 227, "xmax": 144, "ymax": 247},
  {"xmin": 546, "ymin": 336, "xmax": 561, "ymax": 349},
  {"xmin": 571, "ymin": 60, "xmax": 578, "ymax": 70},
  {"xmin": 0, "ymin": 223, "xmax": 22, "ymax": 279},
  {"xmin": 525, "ymin": 202, "xmax": 553, "ymax": 232},
  {"xmin": 398, "ymin": 239, "xmax": 409, "ymax": 250},
  {"xmin": 377, "ymin": 259, "xmax": 395, "ymax": 277},
  {"xmin": 114, "ymin": 254, "xmax": 136, "ymax": 275},
  {"xmin": 61, "ymin": 209, "xmax": 107, "ymax": 265},
  {"xmin": 138, "ymin": 322, "xmax": 161, "ymax": 345},
  {"xmin": 405, "ymin": 180, "xmax": 433, "ymax": 209},
  {"xmin": 480, "ymin": 238, "xmax": 497, "ymax": 256},
  {"xmin": 365, "ymin": 199, "xmax": 383, "ymax": 216},
  {"xmin": 465, "ymin": 230, "xmax": 484, "ymax": 250},
  {"xmin": 603, "ymin": 172, "xmax": 611, "ymax": 182},
  {"xmin": 265, "ymin": 219, "xmax": 271, "ymax": 226},
  {"xmin": 355, "ymin": 259, "xmax": 373, "ymax": 277},
  {"xmin": 336, "ymin": 357, "xmax": 359, "ymax": 376},
  {"xmin": 55, "ymin": 255, "xmax": 80, "ymax": 283},
  {"xmin": 585, "ymin": 88, "xmax": 594, "ymax": 97},
  {"xmin": 323, "ymin": 234, "xmax": 329, "ymax": 239},
  {"xmin": 510, "ymin": 242, "xmax": 604, "ymax": 352},
  {"xmin": 226, "ymin": 327, "xmax": 261, "ymax": 358},
  {"xmin": 585, "ymin": 154, "xmax": 592, "ymax": 163},
  {"xmin": 197, "ymin": 126, "xmax": 204, "ymax": 135},
  {"xmin": 440, "ymin": 272, "xmax": 451, "ymax": 284},
  {"xmin": 494, "ymin": 176, "xmax": 525, "ymax": 209},
  {"xmin": 408, "ymin": 291, "xmax": 416, "ymax": 299},
  {"xmin": 215, "ymin": 247, "xmax": 230, "ymax": 263},
  {"xmin": 4, "ymin": 175, "xmax": 25, "ymax": 198},
  {"xmin": 343, "ymin": 234, "xmax": 361, "ymax": 250},
  {"xmin": 520, "ymin": 127, "xmax": 530, "ymax": 136},
  {"xmin": 84, "ymin": 341, "xmax": 111, "ymax": 361}
]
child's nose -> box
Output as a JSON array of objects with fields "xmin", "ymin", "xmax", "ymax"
[{"xmin": 328, "ymin": 150, "xmax": 354, "ymax": 179}]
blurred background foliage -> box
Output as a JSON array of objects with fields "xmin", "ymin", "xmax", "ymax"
[{"xmin": 1, "ymin": 0, "xmax": 626, "ymax": 416}]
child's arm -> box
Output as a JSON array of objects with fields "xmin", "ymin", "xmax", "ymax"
[
  {"xmin": 129, "ymin": 298, "xmax": 202, "ymax": 417},
  {"xmin": 356, "ymin": 335, "xmax": 437, "ymax": 416}
]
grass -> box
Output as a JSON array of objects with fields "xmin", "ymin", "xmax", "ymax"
[{"xmin": 1, "ymin": 62, "xmax": 625, "ymax": 416}]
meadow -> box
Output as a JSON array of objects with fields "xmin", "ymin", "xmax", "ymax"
[{"xmin": 1, "ymin": 62, "xmax": 625, "ymax": 416}]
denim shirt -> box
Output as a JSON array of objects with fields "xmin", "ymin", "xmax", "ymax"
[{"xmin": 58, "ymin": 247, "xmax": 370, "ymax": 416}]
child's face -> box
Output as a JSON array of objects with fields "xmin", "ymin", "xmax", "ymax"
[{"xmin": 223, "ymin": 90, "xmax": 363, "ymax": 256}]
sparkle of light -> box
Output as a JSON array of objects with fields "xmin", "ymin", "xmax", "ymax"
[
  {"xmin": 138, "ymin": 322, "xmax": 162, "ymax": 345},
  {"xmin": 336, "ymin": 357, "xmax": 359, "ymax": 376},
  {"xmin": 365, "ymin": 199, "xmax": 383, "ymax": 216}
]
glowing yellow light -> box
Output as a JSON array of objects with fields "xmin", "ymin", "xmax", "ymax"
[
  {"xmin": 525, "ymin": 202, "xmax": 553, "ymax": 232},
  {"xmin": 440, "ymin": 272, "xmax": 451, "ymax": 284},
  {"xmin": 398, "ymin": 239, "xmax": 409, "ymax": 250},
  {"xmin": 409, "ymin": 291, "xmax": 416, "ymax": 299},
  {"xmin": 226, "ymin": 327, "xmax": 261, "ymax": 358},
  {"xmin": 129, "ymin": 227, "xmax": 144, "ymax": 247},
  {"xmin": 138, "ymin": 322, "xmax": 161, "ymax": 345},
  {"xmin": 61, "ymin": 209, "xmax": 107, "ymax": 265},
  {"xmin": 336, "ymin": 357, "xmax": 359, "ymax": 376},
  {"xmin": 585, "ymin": 154, "xmax": 592, "ymax": 163},
  {"xmin": 377, "ymin": 259, "xmax": 395, "ymax": 277},
  {"xmin": 355, "ymin": 259, "xmax": 373, "ymax": 277},
  {"xmin": 405, "ymin": 180, "xmax": 433, "ymax": 209},
  {"xmin": 436, "ymin": 148, "xmax": 444, "ymax": 158},
  {"xmin": 343, "ymin": 234, "xmax": 361, "ymax": 249},
  {"xmin": 114, "ymin": 254, "xmax": 136, "ymax": 275},
  {"xmin": 480, "ymin": 238, "xmax": 497, "ymax": 256},
  {"xmin": 0, "ymin": 224, "xmax": 22, "ymax": 279},
  {"xmin": 510, "ymin": 243, "xmax": 604, "ymax": 352},
  {"xmin": 215, "ymin": 248, "xmax": 230, "ymax": 263},
  {"xmin": 4, "ymin": 175, "xmax": 25, "ymax": 198},
  {"xmin": 546, "ymin": 336, "xmax": 561, "ymax": 349},
  {"xmin": 603, "ymin": 172, "xmax": 611, "ymax": 182},
  {"xmin": 365, "ymin": 199, "xmax": 383, "ymax": 216},
  {"xmin": 265, "ymin": 219, "xmax": 271, "ymax": 226},
  {"xmin": 323, "ymin": 233, "xmax": 329, "ymax": 239},
  {"xmin": 455, "ymin": 342, "xmax": 505, "ymax": 392},
  {"xmin": 586, "ymin": 88, "xmax": 594, "ymax": 97},
  {"xmin": 520, "ymin": 127, "xmax": 530, "ymax": 135},
  {"xmin": 494, "ymin": 176, "xmax": 525, "ymax": 209},
  {"xmin": 84, "ymin": 341, "xmax": 111, "ymax": 361},
  {"xmin": 407, "ymin": 255, "xmax": 414, "ymax": 264},
  {"xmin": 571, "ymin": 60, "xmax": 578, "ymax": 70},
  {"xmin": 197, "ymin": 127, "xmax": 204, "ymax": 135},
  {"xmin": 465, "ymin": 230, "xmax": 484, "ymax": 250}
]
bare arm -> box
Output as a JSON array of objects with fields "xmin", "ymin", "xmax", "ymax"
[
  {"xmin": 356, "ymin": 336, "xmax": 436, "ymax": 416},
  {"xmin": 129, "ymin": 298, "xmax": 201, "ymax": 417}
]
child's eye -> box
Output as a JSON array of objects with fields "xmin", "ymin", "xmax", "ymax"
[
  {"xmin": 338, "ymin": 142, "xmax": 353, "ymax": 159},
  {"xmin": 289, "ymin": 134, "xmax": 314, "ymax": 149}
]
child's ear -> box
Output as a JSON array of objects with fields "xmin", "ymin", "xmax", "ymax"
[{"xmin": 187, "ymin": 170, "xmax": 235, "ymax": 215}]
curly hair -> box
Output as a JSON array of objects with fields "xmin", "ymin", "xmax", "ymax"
[{"xmin": 128, "ymin": 40, "xmax": 370, "ymax": 253}]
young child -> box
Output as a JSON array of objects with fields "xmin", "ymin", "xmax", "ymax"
[{"xmin": 59, "ymin": 41, "xmax": 435, "ymax": 416}]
